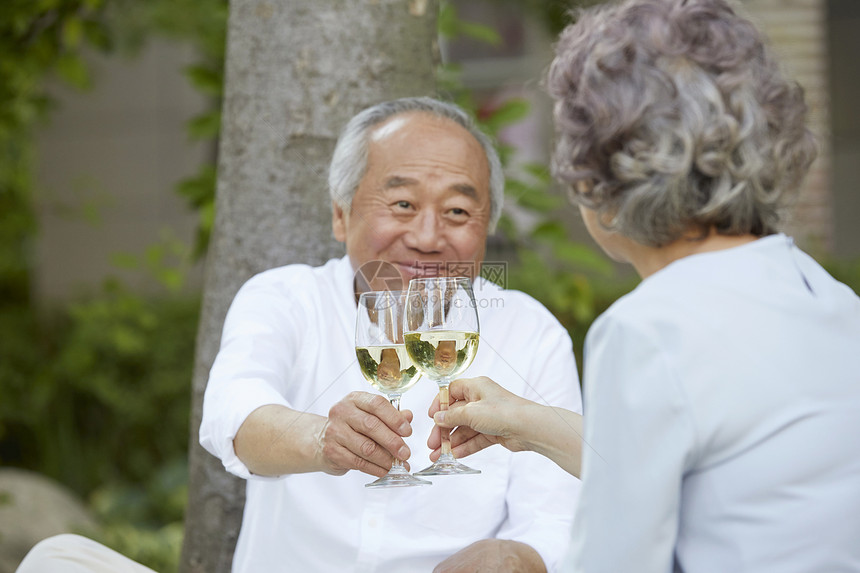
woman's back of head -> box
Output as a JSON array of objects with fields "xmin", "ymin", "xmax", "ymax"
[{"xmin": 548, "ymin": 0, "xmax": 818, "ymax": 247}]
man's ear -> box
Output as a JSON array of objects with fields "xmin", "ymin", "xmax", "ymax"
[{"xmin": 332, "ymin": 200, "xmax": 347, "ymax": 242}]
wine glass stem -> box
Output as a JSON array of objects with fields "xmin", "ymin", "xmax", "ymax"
[
  {"xmin": 388, "ymin": 394, "xmax": 407, "ymax": 470},
  {"xmin": 438, "ymin": 381, "xmax": 452, "ymax": 456}
]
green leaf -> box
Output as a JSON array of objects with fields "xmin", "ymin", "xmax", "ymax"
[
  {"xmin": 156, "ymin": 268, "xmax": 184, "ymax": 293},
  {"xmin": 437, "ymin": 1, "xmax": 500, "ymax": 45},
  {"xmin": 554, "ymin": 242, "xmax": 614, "ymax": 275},
  {"xmin": 437, "ymin": 1, "xmax": 458, "ymax": 39},
  {"xmin": 36, "ymin": 0, "xmax": 60, "ymax": 12},
  {"xmin": 183, "ymin": 64, "xmax": 222, "ymax": 96},
  {"xmin": 199, "ymin": 200, "xmax": 215, "ymax": 230},
  {"xmin": 145, "ymin": 244, "xmax": 164, "ymax": 267},
  {"xmin": 532, "ymin": 221, "xmax": 567, "ymax": 242},
  {"xmin": 522, "ymin": 162, "xmax": 552, "ymax": 184},
  {"xmin": 457, "ymin": 20, "xmax": 501, "ymax": 45},
  {"xmin": 177, "ymin": 165, "xmax": 216, "ymax": 207},
  {"xmin": 82, "ymin": 20, "xmax": 112, "ymax": 51},
  {"xmin": 55, "ymin": 54, "xmax": 90, "ymax": 89},
  {"xmin": 110, "ymin": 252, "xmax": 139, "ymax": 270},
  {"xmin": 62, "ymin": 17, "xmax": 84, "ymax": 49},
  {"xmin": 186, "ymin": 111, "xmax": 220, "ymax": 140},
  {"xmin": 504, "ymin": 178, "xmax": 534, "ymax": 194},
  {"xmin": 482, "ymin": 98, "xmax": 530, "ymax": 132},
  {"xmin": 493, "ymin": 213, "xmax": 517, "ymax": 241},
  {"xmin": 516, "ymin": 189, "xmax": 563, "ymax": 212}
]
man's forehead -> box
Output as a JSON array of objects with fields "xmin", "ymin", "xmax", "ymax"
[
  {"xmin": 363, "ymin": 112, "xmax": 491, "ymax": 200},
  {"xmin": 371, "ymin": 115, "xmax": 410, "ymax": 142},
  {"xmin": 369, "ymin": 111, "xmax": 473, "ymax": 144}
]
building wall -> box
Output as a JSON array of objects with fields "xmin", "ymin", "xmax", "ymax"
[
  {"xmin": 827, "ymin": 0, "xmax": 860, "ymax": 259},
  {"xmin": 744, "ymin": 0, "xmax": 833, "ymax": 255},
  {"xmin": 33, "ymin": 40, "xmax": 208, "ymax": 302}
]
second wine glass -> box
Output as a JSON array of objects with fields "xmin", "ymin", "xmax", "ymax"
[{"xmin": 404, "ymin": 276, "xmax": 481, "ymax": 476}]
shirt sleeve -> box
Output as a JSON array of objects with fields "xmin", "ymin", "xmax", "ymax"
[
  {"xmin": 566, "ymin": 310, "xmax": 698, "ymax": 573},
  {"xmin": 199, "ymin": 273, "xmax": 303, "ymax": 480},
  {"xmin": 494, "ymin": 308, "xmax": 584, "ymax": 572}
]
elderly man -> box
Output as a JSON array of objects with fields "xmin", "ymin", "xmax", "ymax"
[{"xmin": 199, "ymin": 97, "xmax": 582, "ymax": 572}]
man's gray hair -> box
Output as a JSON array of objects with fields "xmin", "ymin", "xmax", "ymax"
[{"xmin": 328, "ymin": 97, "xmax": 505, "ymax": 231}]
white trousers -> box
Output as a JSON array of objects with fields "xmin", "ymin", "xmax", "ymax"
[{"xmin": 16, "ymin": 534, "xmax": 157, "ymax": 573}]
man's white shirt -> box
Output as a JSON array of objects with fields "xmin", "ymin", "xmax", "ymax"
[{"xmin": 201, "ymin": 256, "xmax": 582, "ymax": 572}]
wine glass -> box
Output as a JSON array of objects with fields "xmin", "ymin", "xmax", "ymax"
[
  {"xmin": 404, "ymin": 277, "xmax": 481, "ymax": 475},
  {"xmin": 355, "ymin": 290, "xmax": 431, "ymax": 488}
]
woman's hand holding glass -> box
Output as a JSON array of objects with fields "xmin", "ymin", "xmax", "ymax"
[{"xmin": 404, "ymin": 276, "xmax": 482, "ymax": 475}]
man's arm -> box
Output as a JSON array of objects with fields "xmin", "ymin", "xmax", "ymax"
[
  {"xmin": 233, "ymin": 393, "xmax": 414, "ymax": 478},
  {"xmin": 200, "ymin": 273, "xmax": 415, "ymax": 479}
]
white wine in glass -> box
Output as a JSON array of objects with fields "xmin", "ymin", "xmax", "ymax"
[
  {"xmin": 356, "ymin": 290, "xmax": 431, "ymax": 488},
  {"xmin": 405, "ymin": 277, "xmax": 481, "ymax": 476},
  {"xmin": 355, "ymin": 345, "xmax": 421, "ymax": 396}
]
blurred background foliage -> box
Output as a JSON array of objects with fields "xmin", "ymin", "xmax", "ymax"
[
  {"xmin": 1, "ymin": 1, "xmax": 858, "ymax": 571},
  {"xmin": 1, "ymin": 0, "xmax": 216, "ymax": 569}
]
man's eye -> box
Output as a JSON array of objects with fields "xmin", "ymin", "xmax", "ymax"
[
  {"xmin": 396, "ymin": 201, "xmax": 412, "ymax": 209},
  {"xmin": 450, "ymin": 208, "xmax": 467, "ymax": 216}
]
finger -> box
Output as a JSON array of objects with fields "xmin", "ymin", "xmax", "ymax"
[
  {"xmin": 448, "ymin": 424, "xmax": 480, "ymax": 449},
  {"xmin": 321, "ymin": 439, "xmax": 394, "ymax": 478},
  {"xmin": 433, "ymin": 404, "xmax": 469, "ymax": 429},
  {"xmin": 450, "ymin": 432, "xmax": 497, "ymax": 459},
  {"xmin": 431, "ymin": 433, "xmax": 496, "ymax": 461},
  {"xmin": 446, "ymin": 377, "xmax": 469, "ymax": 402},
  {"xmin": 428, "ymin": 408, "xmax": 482, "ymax": 451},
  {"xmin": 427, "ymin": 392, "xmax": 441, "ymax": 417},
  {"xmin": 351, "ymin": 392, "xmax": 412, "ymax": 436},
  {"xmin": 329, "ymin": 399, "xmax": 411, "ymax": 465},
  {"xmin": 429, "ymin": 445, "xmax": 442, "ymax": 462},
  {"xmin": 427, "ymin": 422, "xmax": 443, "ymax": 451},
  {"xmin": 446, "ymin": 377, "xmax": 482, "ymax": 402},
  {"xmin": 401, "ymin": 409, "xmax": 414, "ymax": 425},
  {"xmin": 322, "ymin": 418, "xmax": 403, "ymax": 474}
]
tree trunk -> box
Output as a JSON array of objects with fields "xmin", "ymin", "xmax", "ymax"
[{"xmin": 180, "ymin": 1, "xmax": 438, "ymax": 571}]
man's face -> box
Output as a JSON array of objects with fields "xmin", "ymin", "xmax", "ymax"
[{"xmin": 332, "ymin": 112, "xmax": 492, "ymax": 294}]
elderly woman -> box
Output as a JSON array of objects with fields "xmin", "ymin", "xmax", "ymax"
[{"xmin": 430, "ymin": 0, "xmax": 860, "ymax": 571}]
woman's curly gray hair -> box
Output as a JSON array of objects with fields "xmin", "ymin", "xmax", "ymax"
[{"xmin": 547, "ymin": 0, "xmax": 818, "ymax": 247}]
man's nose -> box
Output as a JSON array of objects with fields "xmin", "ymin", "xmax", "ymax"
[{"xmin": 404, "ymin": 209, "xmax": 445, "ymax": 253}]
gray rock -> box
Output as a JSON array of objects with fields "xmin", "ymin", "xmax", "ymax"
[{"xmin": 0, "ymin": 468, "xmax": 98, "ymax": 573}]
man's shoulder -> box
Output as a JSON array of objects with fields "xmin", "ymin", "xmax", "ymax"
[
  {"xmin": 477, "ymin": 279, "xmax": 550, "ymax": 311},
  {"xmin": 232, "ymin": 258, "xmax": 347, "ymax": 308},
  {"xmin": 477, "ymin": 281, "xmax": 567, "ymax": 331},
  {"xmin": 246, "ymin": 257, "xmax": 344, "ymax": 289}
]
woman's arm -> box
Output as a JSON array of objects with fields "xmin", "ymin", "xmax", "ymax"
[{"xmin": 428, "ymin": 377, "xmax": 583, "ymax": 478}]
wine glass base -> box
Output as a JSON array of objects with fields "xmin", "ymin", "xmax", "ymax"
[
  {"xmin": 365, "ymin": 473, "xmax": 432, "ymax": 488},
  {"xmin": 414, "ymin": 460, "xmax": 481, "ymax": 476}
]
